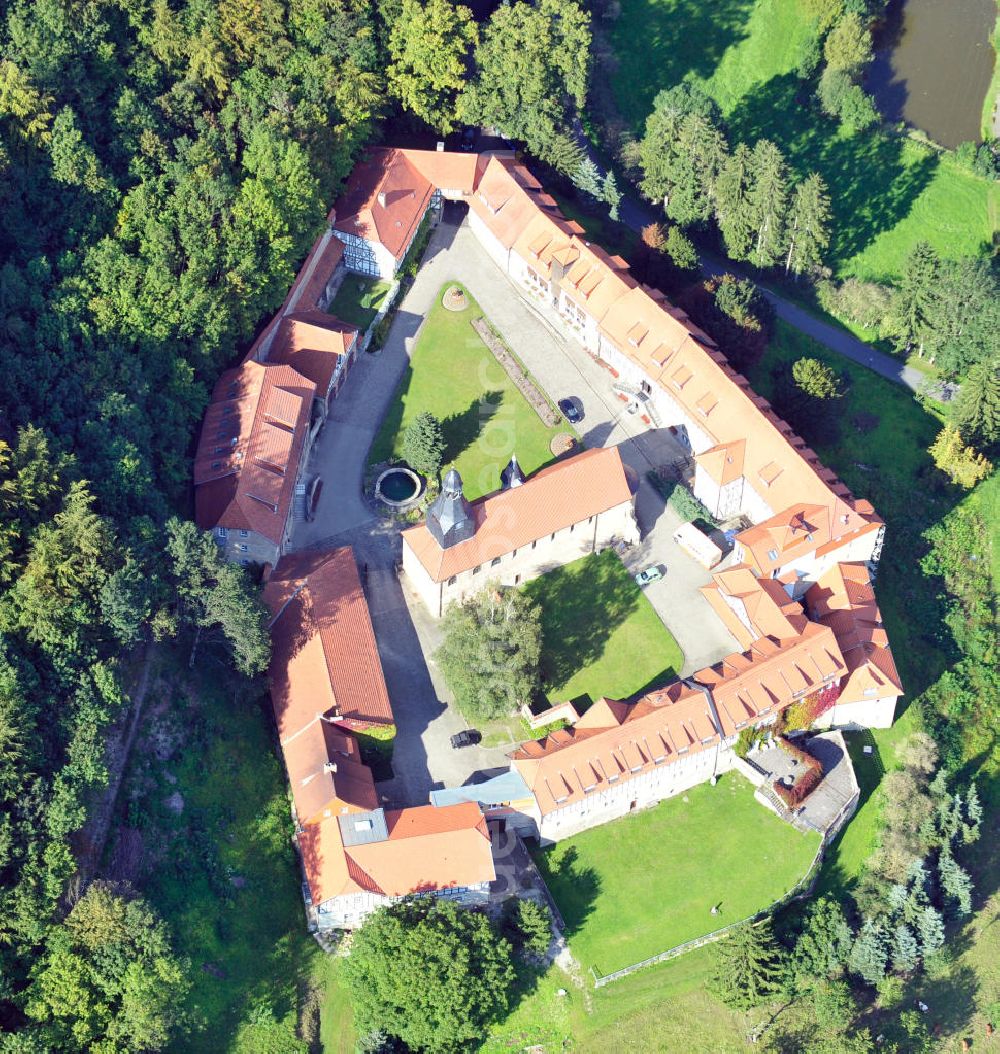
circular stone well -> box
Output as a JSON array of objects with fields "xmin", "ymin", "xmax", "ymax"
[
  {"xmin": 550, "ymin": 433, "xmax": 576, "ymax": 457},
  {"xmin": 442, "ymin": 285, "xmax": 468, "ymax": 312},
  {"xmin": 375, "ymin": 466, "xmax": 424, "ymax": 509}
]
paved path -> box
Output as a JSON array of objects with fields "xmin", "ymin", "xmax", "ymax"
[{"xmin": 571, "ymin": 122, "xmax": 928, "ymax": 394}]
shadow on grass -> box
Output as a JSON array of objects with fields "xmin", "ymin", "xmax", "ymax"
[
  {"xmin": 526, "ymin": 551, "xmax": 642, "ymax": 697},
  {"xmin": 610, "ymin": 0, "xmax": 757, "ymax": 127},
  {"xmin": 531, "ymin": 845, "xmax": 602, "ymax": 941},
  {"xmin": 442, "ymin": 391, "xmax": 502, "ymax": 465},
  {"xmin": 725, "ymin": 73, "xmax": 939, "ymax": 269}
]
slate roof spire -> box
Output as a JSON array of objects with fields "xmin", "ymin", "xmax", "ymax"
[
  {"xmin": 500, "ymin": 452, "xmax": 525, "ymax": 489},
  {"xmin": 426, "ymin": 467, "xmax": 475, "ymax": 548}
]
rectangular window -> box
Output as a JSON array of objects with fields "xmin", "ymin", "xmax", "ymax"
[
  {"xmin": 531, "ymin": 540, "xmax": 537, "ymax": 550},
  {"xmin": 239, "ymin": 529, "xmax": 249, "ymax": 538},
  {"xmin": 239, "ymin": 545, "xmax": 248, "ymax": 553},
  {"xmin": 216, "ymin": 527, "xmax": 228, "ymax": 539}
]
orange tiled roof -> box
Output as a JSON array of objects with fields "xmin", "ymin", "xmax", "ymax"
[
  {"xmin": 468, "ymin": 157, "xmax": 881, "ymax": 567},
  {"xmin": 699, "ymin": 564, "xmax": 808, "ymax": 650},
  {"xmin": 193, "ymin": 361, "xmax": 315, "ymax": 544},
  {"xmin": 280, "ymin": 719, "xmax": 377, "ymax": 824},
  {"xmin": 268, "ymin": 311, "xmax": 358, "ymax": 394},
  {"xmin": 510, "ymin": 682, "xmax": 720, "ymax": 816},
  {"xmin": 402, "ymin": 446, "xmax": 635, "ymax": 582},
  {"xmin": 806, "ymin": 563, "xmax": 903, "ymax": 705},
  {"xmin": 299, "ymin": 802, "xmax": 494, "ymax": 905},
  {"xmin": 692, "ymin": 621, "xmax": 846, "ymax": 736},
  {"xmin": 264, "ymin": 547, "xmax": 394, "ymax": 737}
]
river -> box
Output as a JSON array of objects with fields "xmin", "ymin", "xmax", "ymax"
[{"xmin": 867, "ymin": 0, "xmax": 997, "ymax": 148}]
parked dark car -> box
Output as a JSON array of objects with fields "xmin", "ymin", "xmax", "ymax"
[
  {"xmin": 450, "ymin": 729, "xmax": 482, "ymax": 749},
  {"xmin": 557, "ymin": 397, "xmax": 583, "ymax": 424}
]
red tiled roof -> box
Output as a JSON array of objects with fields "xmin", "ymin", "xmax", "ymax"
[
  {"xmin": 331, "ymin": 149, "xmax": 438, "ymax": 260},
  {"xmin": 402, "ymin": 446, "xmax": 635, "ymax": 582},
  {"xmin": 299, "ymin": 803, "xmax": 495, "ymax": 905},
  {"xmin": 264, "ymin": 547, "xmax": 394, "ymax": 737},
  {"xmin": 699, "ymin": 564, "xmax": 808, "ymax": 650},
  {"xmin": 268, "ymin": 311, "xmax": 358, "ymax": 394},
  {"xmin": 806, "ymin": 563, "xmax": 902, "ymax": 705},
  {"xmin": 193, "ymin": 361, "xmax": 315, "ymax": 544}
]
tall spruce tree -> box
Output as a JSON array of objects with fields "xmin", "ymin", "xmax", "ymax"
[
  {"xmin": 937, "ymin": 850, "xmax": 973, "ymax": 916},
  {"xmin": 709, "ymin": 920, "xmax": 785, "ymax": 1010},
  {"xmin": 714, "ymin": 142, "xmax": 755, "ymax": 260},
  {"xmin": 785, "ymin": 173, "xmax": 832, "ymax": 276},
  {"xmin": 848, "ymin": 919, "xmax": 888, "ymax": 985},
  {"xmin": 748, "ymin": 139, "xmax": 789, "ymax": 268},
  {"xmin": 573, "ymin": 157, "xmax": 603, "ymax": 201},
  {"xmin": 950, "ymin": 360, "xmax": 1000, "ymax": 448},
  {"xmin": 892, "ymin": 242, "xmax": 940, "ymax": 354},
  {"xmin": 892, "ymin": 924, "xmax": 920, "ymax": 974},
  {"xmin": 916, "ymin": 905, "xmax": 945, "ymax": 958},
  {"xmin": 602, "ymin": 170, "xmax": 622, "ymax": 221}
]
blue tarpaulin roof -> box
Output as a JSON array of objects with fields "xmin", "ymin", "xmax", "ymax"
[{"xmin": 430, "ymin": 769, "xmax": 531, "ymax": 808}]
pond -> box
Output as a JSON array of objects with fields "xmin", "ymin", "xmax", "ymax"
[{"xmin": 867, "ymin": 0, "xmax": 997, "ymax": 149}]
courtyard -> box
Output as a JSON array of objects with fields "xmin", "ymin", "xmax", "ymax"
[
  {"xmin": 368, "ymin": 283, "xmax": 571, "ymax": 500},
  {"xmin": 533, "ymin": 772, "xmax": 821, "ymax": 978},
  {"xmin": 523, "ymin": 549, "xmax": 683, "ymax": 709},
  {"xmin": 290, "ymin": 211, "xmax": 739, "ymax": 802}
]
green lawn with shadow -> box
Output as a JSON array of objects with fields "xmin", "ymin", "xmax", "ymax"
[
  {"xmin": 328, "ymin": 273, "xmax": 392, "ymax": 331},
  {"xmin": 522, "ymin": 549, "xmax": 683, "ymax": 710},
  {"xmin": 533, "ymin": 773, "xmax": 819, "ymax": 977},
  {"xmin": 368, "ymin": 284, "xmax": 571, "ymax": 500}
]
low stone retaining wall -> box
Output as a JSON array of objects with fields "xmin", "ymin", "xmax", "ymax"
[{"xmin": 471, "ymin": 317, "xmax": 561, "ymax": 427}]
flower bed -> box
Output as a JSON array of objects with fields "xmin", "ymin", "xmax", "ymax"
[
  {"xmin": 772, "ymin": 736, "xmax": 824, "ymax": 807},
  {"xmin": 471, "ymin": 317, "xmax": 561, "ymax": 427}
]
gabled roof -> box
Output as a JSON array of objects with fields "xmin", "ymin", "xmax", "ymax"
[
  {"xmin": 193, "ymin": 361, "xmax": 315, "ymax": 543},
  {"xmin": 700, "ymin": 563, "xmax": 808, "ymax": 649},
  {"xmin": 696, "ymin": 439, "xmax": 747, "ymax": 487},
  {"xmin": 691, "ymin": 621, "xmax": 847, "ymax": 736},
  {"xmin": 268, "ymin": 311, "xmax": 358, "ymax": 394},
  {"xmin": 280, "ymin": 719, "xmax": 377, "ymax": 824},
  {"xmin": 468, "ymin": 156, "xmax": 567, "ymax": 249},
  {"xmin": 806, "ymin": 563, "xmax": 902, "ymax": 705},
  {"xmin": 402, "ymin": 446, "xmax": 636, "ymax": 582},
  {"xmin": 509, "ymin": 682, "xmax": 720, "ymax": 817},
  {"xmin": 299, "ymin": 802, "xmax": 495, "ymax": 905},
  {"xmin": 331, "ymin": 148, "xmax": 479, "ymax": 261},
  {"xmin": 264, "ymin": 547, "xmax": 394, "ymax": 736}
]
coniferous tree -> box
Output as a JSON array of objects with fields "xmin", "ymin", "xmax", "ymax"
[
  {"xmin": 785, "ymin": 173, "xmax": 832, "ymax": 276},
  {"xmin": 601, "ymin": 170, "xmax": 622, "ymax": 221},
  {"xmin": 950, "ymin": 360, "xmax": 1000, "ymax": 448},
  {"xmin": 891, "ymin": 924, "xmax": 920, "ymax": 974},
  {"xmin": 401, "ymin": 412, "xmax": 445, "ymax": 478},
  {"xmin": 792, "ymin": 897, "xmax": 854, "ymax": 984},
  {"xmin": 964, "ymin": 782, "xmax": 983, "ymax": 841},
  {"xmin": 709, "ymin": 919, "xmax": 785, "ymax": 1010},
  {"xmin": 848, "ymin": 918, "xmax": 889, "ymax": 985},
  {"xmin": 916, "ymin": 905, "xmax": 945, "ymax": 958},
  {"xmin": 713, "ymin": 142, "xmax": 755, "ymax": 260},
  {"xmin": 573, "ymin": 157, "xmax": 603, "ymax": 201},
  {"xmin": 937, "ymin": 850, "xmax": 973, "ymax": 916},
  {"xmin": 665, "ymin": 226, "xmax": 699, "ymax": 272},
  {"xmin": 747, "ymin": 139, "xmax": 789, "ymax": 268},
  {"xmin": 892, "ymin": 242, "xmax": 940, "ymax": 354}
]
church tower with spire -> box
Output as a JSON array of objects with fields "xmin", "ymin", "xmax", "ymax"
[{"xmin": 425, "ymin": 467, "xmax": 475, "ymax": 548}]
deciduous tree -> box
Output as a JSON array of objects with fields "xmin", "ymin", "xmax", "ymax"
[
  {"xmin": 928, "ymin": 426, "xmax": 993, "ymax": 489},
  {"xmin": 823, "ymin": 13, "xmax": 873, "ymax": 76},
  {"xmin": 388, "ymin": 0, "xmax": 478, "ymax": 133},
  {"xmin": 344, "ymin": 898, "xmax": 515, "ymax": 1054}
]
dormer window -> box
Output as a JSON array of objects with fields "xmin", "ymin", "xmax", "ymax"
[{"xmin": 767, "ymin": 548, "xmax": 779, "ymax": 561}]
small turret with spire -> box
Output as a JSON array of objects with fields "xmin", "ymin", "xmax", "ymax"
[
  {"xmin": 500, "ymin": 452, "xmax": 525, "ymax": 490},
  {"xmin": 426, "ymin": 467, "xmax": 475, "ymax": 548}
]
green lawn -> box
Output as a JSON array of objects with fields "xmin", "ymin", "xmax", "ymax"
[
  {"xmin": 608, "ymin": 0, "xmax": 999, "ymax": 279},
  {"xmin": 522, "ymin": 549, "xmax": 683, "ymax": 709},
  {"xmin": 533, "ymin": 773, "xmax": 820, "ymax": 976},
  {"xmin": 368, "ymin": 284, "xmax": 571, "ymax": 500},
  {"xmin": 328, "ymin": 273, "xmax": 392, "ymax": 331}
]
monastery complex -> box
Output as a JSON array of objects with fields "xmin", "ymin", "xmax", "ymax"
[{"xmin": 192, "ymin": 146, "xmax": 902, "ymax": 932}]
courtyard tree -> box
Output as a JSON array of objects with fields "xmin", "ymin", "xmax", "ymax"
[
  {"xmin": 785, "ymin": 173, "xmax": 831, "ymax": 276},
  {"xmin": 401, "ymin": 411, "xmax": 445, "ymax": 478},
  {"xmin": 343, "ymin": 898, "xmax": 515, "ymax": 1054},
  {"xmin": 709, "ymin": 918, "xmax": 785, "ymax": 1010},
  {"xmin": 436, "ymin": 584, "xmax": 542, "ymax": 719},
  {"xmin": 459, "ymin": 0, "xmax": 590, "ymax": 174},
  {"xmin": 388, "ymin": 0, "xmax": 478, "ymax": 134}
]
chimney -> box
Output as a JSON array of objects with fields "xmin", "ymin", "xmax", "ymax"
[
  {"xmin": 377, "ymin": 191, "xmax": 387, "ymax": 208},
  {"xmin": 324, "ymin": 761, "xmax": 338, "ymax": 774}
]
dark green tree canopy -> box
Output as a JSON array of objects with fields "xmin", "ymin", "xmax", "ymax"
[{"xmin": 343, "ymin": 898, "xmax": 516, "ymax": 1054}]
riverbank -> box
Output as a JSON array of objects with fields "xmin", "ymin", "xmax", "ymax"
[{"xmin": 983, "ymin": 5, "xmax": 1000, "ymax": 137}]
